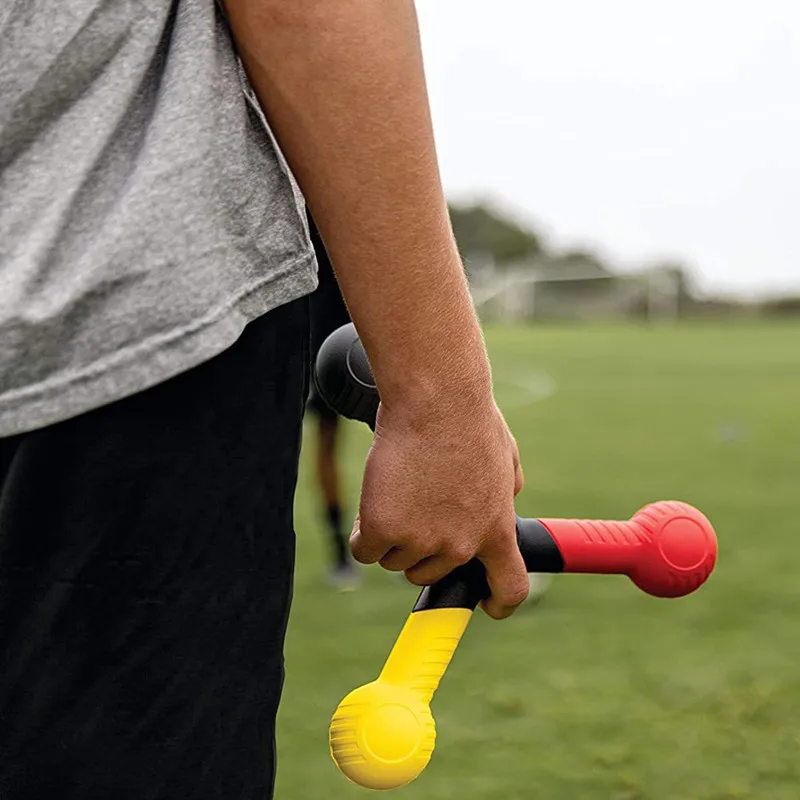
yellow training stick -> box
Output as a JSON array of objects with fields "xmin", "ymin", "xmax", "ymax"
[{"xmin": 329, "ymin": 605, "xmax": 471, "ymax": 790}]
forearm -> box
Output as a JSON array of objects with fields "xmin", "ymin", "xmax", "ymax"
[{"xmin": 223, "ymin": 0, "xmax": 492, "ymax": 413}]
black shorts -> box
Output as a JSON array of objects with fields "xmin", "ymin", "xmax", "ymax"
[{"xmin": 0, "ymin": 296, "xmax": 309, "ymax": 800}]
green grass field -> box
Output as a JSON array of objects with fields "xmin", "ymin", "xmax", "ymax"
[{"xmin": 276, "ymin": 321, "xmax": 800, "ymax": 800}]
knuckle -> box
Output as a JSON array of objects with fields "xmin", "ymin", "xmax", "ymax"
[{"xmin": 447, "ymin": 542, "xmax": 475, "ymax": 565}]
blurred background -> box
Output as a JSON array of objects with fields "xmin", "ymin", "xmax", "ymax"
[{"xmin": 279, "ymin": 2, "xmax": 800, "ymax": 798}]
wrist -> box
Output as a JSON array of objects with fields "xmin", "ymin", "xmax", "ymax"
[
  {"xmin": 342, "ymin": 248, "xmax": 497, "ymax": 427},
  {"xmin": 377, "ymin": 344, "xmax": 496, "ymax": 432}
]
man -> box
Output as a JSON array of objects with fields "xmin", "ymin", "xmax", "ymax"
[
  {"xmin": 0, "ymin": 3, "xmax": 529, "ymax": 799},
  {"xmin": 305, "ymin": 215, "xmax": 360, "ymax": 590}
]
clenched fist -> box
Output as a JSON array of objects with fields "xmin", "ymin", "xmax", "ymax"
[{"xmin": 351, "ymin": 398, "xmax": 529, "ymax": 619}]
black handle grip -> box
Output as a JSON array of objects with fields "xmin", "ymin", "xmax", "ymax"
[{"xmin": 314, "ymin": 323, "xmax": 379, "ymax": 429}]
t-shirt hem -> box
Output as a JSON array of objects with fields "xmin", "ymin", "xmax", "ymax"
[{"xmin": 0, "ymin": 254, "xmax": 318, "ymax": 438}]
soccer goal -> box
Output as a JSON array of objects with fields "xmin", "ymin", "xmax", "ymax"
[{"xmin": 470, "ymin": 262, "xmax": 682, "ymax": 324}]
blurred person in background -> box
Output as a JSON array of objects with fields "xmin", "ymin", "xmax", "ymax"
[
  {"xmin": 306, "ymin": 215, "xmax": 361, "ymax": 591},
  {"xmin": 0, "ymin": 3, "xmax": 529, "ymax": 799}
]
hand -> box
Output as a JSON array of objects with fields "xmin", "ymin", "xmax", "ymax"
[{"xmin": 350, "ymin": 397, "xmax": 529, "ymax": 619}]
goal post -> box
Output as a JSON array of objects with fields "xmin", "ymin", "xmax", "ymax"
[{"xmin": 470, "ymin": 267, "xmax": 682, "ymax": 324}]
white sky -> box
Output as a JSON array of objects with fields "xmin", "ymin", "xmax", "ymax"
[{"xmin": 416, "ymin": 0, "xmax": 800, "ymax": 298}]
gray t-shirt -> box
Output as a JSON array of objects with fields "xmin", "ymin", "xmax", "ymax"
[{"xmin": 0, "ymin": 1, "xmax": 318, "ymax": 437}]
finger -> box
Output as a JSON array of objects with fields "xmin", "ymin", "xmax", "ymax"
[
  {"xmin": 403, "ymin": 553, "xmax": 461, "ymax": 587},
  {"xmin": 349, "ymin": 514, "xmax": 392, "ymax": 565},
  {"xmin": 479, "ymin": 533, "xmax": 529, "ymax": 620},
  {"xmin": 379, "ymin": 545, "xmax": 429, "ymax": 573}
]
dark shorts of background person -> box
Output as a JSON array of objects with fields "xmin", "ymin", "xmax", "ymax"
[
  {"xmin": 306, "ymin": 215, "xmax": 351, "ymax": 421},
  {"xmin": 0, "ymin": 296, "xmax": 309, "ymax": 800}
]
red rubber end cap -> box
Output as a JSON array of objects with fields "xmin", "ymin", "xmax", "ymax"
[{"xmin": 630, "ymin": 501, "xmax": 717, "ymax": 598}]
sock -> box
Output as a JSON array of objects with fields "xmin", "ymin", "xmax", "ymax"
[{"xmin": 326, "ymin": 504, "xmax": 349, "ymax": 568}]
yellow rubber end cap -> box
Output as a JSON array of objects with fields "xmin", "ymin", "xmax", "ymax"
[{"xmin": 329, "ymin": 680, "xmax": 436, "ymax": 790}]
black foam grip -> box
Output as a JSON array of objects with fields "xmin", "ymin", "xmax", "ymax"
[
  {"xmin": 413, "ymin": 560, "xmax": 488, "ymax": 612},
  {"xmin": 314, "ymin": 323, "xmax": 379, "ymax": 429},
  {"xmin": 517, "ymin": 518, "xmax": 565, "ymax": 573}
]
